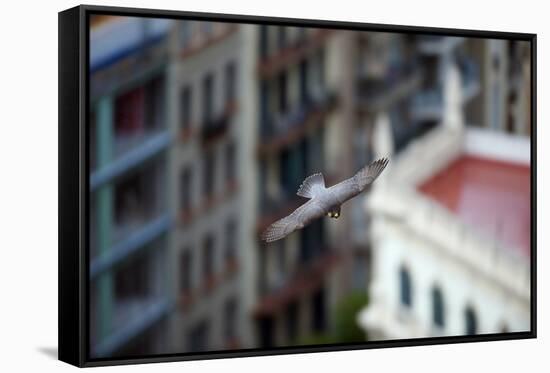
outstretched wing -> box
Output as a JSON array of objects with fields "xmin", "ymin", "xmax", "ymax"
[
  {"xmin": 261, "ymin": 199, "xmax": 325, "ymax": 243},
  {"xmin": 328, "ymin": 157, "xmax": 389, "ymax": 204}
]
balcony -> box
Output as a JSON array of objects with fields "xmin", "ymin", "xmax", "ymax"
[
  {"xmin": 258, "ymin": 91, "xmax": 336, "ymax": 156},
  {"xmin": 356, "ymin": 64, "xmax": 421, "ymax": 114},
  {"xmin": 180, "ymin": 23, "xmax": 238, "ymax": 59},
  {"xmin": 90, "ymin": 18, "xmax": 170, "ymax": 99},
  {"xmin": 253, "ymin": 251, "xmax": 339, "ymax": 317},
  {"xmin": 90, "ymin": 130, "xmax": 170, "ymax": 190},
  {"xmin": 200, "ymin": 101, "xmax": 237, "ymax": 145},
  {"xmin": 179, "ymin": 178, "xmax": 239, "ymax": 227},
  {"xmin": 410, "ymin": 87, "xmax": 443, "ymax": 121},
  {"xmin": 91, "ymin": 297, "xmax": 171, "ymax": 358},
  {"xmin": 410, "ymin": 58, "xmax": 480, "ymax": 122},
  {"xmin": 417, "ymin": 35, "xmax": 465, "ymax": 55},
  {"xmin": 90, "ymin": 214, "xmax": 172, "ymax": 278},
  {"xmin": 257, "ymin": 29, "xmax": 332, "ymax": 79}
]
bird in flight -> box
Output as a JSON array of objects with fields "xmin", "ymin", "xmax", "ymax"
[{"xmin": 261, "ymin": 157, "xmax": 389, "ymax": 243}]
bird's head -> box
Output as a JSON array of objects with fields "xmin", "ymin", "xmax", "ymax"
[{"xmin": 326, "ymin": 206, "xmax": 341, "ymax": 219}]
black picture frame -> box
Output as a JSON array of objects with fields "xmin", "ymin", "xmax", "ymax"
[{"xmin": 59, "ymin": 4, "xmax": 537, "ymax": 368}]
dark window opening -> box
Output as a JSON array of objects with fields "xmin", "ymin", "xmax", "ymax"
[
  {"xmin": 180, "ymin": 85, "xmax": 192, "ymax": 131},
  {"xmin": 432, "ymin": 286, "xmax": 445, "ymax": 328},
  {"xmin": 225, "ymin": 61, "xmax": 237, "ymax": 105},
  {"xmin": 277, "ymin": 71, "xmax": 288, "ymax": 114},
  {"xmin": 203, "ymin": 150, "xmax": 215, "ymax": 199},
  {"xmin": 225, "ymin": 141, "xmax": 236, "ymax": 185},
  {"xmin": 202, "ymin": 73, "xmax": 214, "ymax": 125},
  {"xmin": 399, "ymin": 266, "xmax": 412, "ymax": 308},
  {"xmin": 179, "ymin": 250, "xmax": 192, "ymax": 293},
  {"xmin": 464, "ymin": 306, "xmax": 477, "ymax": 335},
  {"xmin": 312, "ymin": 288, "xmax": 326, "ymax": 332},
  {"xmin": 180, "ymin": 166, "xmax": 192, "ymax": 212},
  {"xmin": 188, "ymin": 320, "xmax": 209, "ymax": 352},
  {"xmin": 203, "ymin": 234, "xmax": 215, "ymax": 280},
  {"xmin": 224, "ymin": 297, "xmax": 238, "ymax": 340},
  {"xmin": 286, "ymin": 302, "xmax": 298, "ymax": 342}
]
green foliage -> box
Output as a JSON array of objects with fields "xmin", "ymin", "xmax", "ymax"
[
  {"xmin": 298, "ymin": 291, "xmax": 370, "ymax": 346},
  {"xmin": 333, "ymin": 291, "xmax": 369, "ymax": 343}
]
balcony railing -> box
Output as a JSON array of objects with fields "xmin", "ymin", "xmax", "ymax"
[
  {"xmin": 417, "ymin": 35, "xmax": 465, "ymax": 55},
  {"xmin": 253, "ymin": 251, "xmax": 339, "ymax": 317},
  {"xmin": 200, "ymin": 101, "xmax": 237, "ymax": 145},
  {"xmin": 90, "ymin": 214, "xmax": 172, "ymax": 278},
  {"xmin": 257, "ymin": 29, "xmax": 332, "ymax": 79},
  {"xmin": 258, "ymin": 90, "xmax": 336, "ymax": 155},
  {"xmin": 91, "ymin": 297, "xmax": 171, "ymax": 358},
  {"xmin": 90, "ymin": 130, "xmax": 170, "ymax": 190},
  {"xmin": 410, "ymin": 58, "xmax": 480, "ymax": 121},
  {"xmin": 356, "ymin": 64, "xmax": 421, "ymax": 113},
  {"xmin": 90, "ymin": 18, "xmax": 170, "ymax": 99},
  {"xmin": 410, "ymin": 87, "xmax": 443, "ymax": 121}
]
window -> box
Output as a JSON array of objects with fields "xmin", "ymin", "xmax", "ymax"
[
  {"xmin": 180, "ymin": 85, "xmax": 192, "ymax": 132},
  {"xmin": 114, "ymin": 76, "xmax": 164, "ymax": 138},
  {"xmin": 225, "ymin": 141, "xmax": 236, "ymax": 185},
  {"xmin": 224, "ymin": 297, "xmax": 238, "ymax": 339},
  {"xmin": 286, "ymin": 302, "xmax": 298, "ymax": 342},
  {"xmin": 225, "ymin": 61, "xmax": 237, "ymax": 105},
  {"xmin": 399, "ymin": 266, "xmax": 412, "ymax": 308},
  {"xmin": 312, "ymin": 288, "xmax": 326, "ymax": 332},
  {"xmin": 114, "ymin": 164, "xmax": 159, "ymax": 228},
  {"xmin": 277, "ymin": 26, "xmax": 287, "ymax": 49},
  {"xmin": 144, "ymin": 75, "xmax": 165, "ymax": 129},
  {"xmin": 115, "ymin": 86, "xmax": 145, "ymax": 136},
  {"xmin": 464, "ymin": 306, "xmax": 477, "ymax": 335},
  {"xmin": 202, "ymin": 73, "xmax": 214, "ymax": 125},
  {"xmin": 114, "ymin": 252, "xmax": 150, "ymax": 302},
  {"xmin": 180, "ymin": 166, "xmax": 192, "ymax": 212},
  {"xmin": 188, "ymin": 320, "xmax": 209, "ymax": 352},
  {"xmin": 431, "ymin": 286, "xmax": 445, "ymax": 328},
  {"xmin": 277, "ymin": 71, "xmax": 288, "ymax": 114},
  {"xmin": 259, "ymin": 25, "xmax": 269, "ymax": 58},
  {"xmin": 259, "ymin": 316, "xmax": 274, "ymax": 348},
  {"xmin": 203, "ymin": 234, "xmax": 215, "ymax": 280},
  {"xmin": 299, "ymin": 58, "xmax": 310, "ymax": 105},
  {"xmin": 316, "ymin": 48, "xmax": 326, "ymax": 92},
  {"xmin": 179, "ymin": 250, "xmax": 192, "ymax": 293},
  {"xmin": 225, "ymin": 218, "xmax": 237, "ymax": 263},
  {"xmin": 259, "ymin": 81, "xmax": 270, "ymax": 137},
  {"xmin": 203, "ymin": 150, "xmax": 215, "ymax": 199},
  {"xmin": 180, "ymin": 21, "xmax": 192, "ymax": 49}
]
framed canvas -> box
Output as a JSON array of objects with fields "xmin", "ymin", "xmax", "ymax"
[{"xmin": 58, "ymin": 4, "xmax": 537, "ymax": 367}]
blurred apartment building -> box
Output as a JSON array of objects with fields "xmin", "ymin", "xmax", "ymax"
[
  {"xmin": 166, "ymin": 20, "xmax": 251, "ymax": 352},
  {"xmin": 358, "ymin": 37, "xmax": 531, "ymax": 339},
  {"xmin": 247, "ymin": 25, "xmax": 356, "ymax": 348},
  {"xmin": 89, "ymin": 16, "xmax": 174, "ymax": 357}
]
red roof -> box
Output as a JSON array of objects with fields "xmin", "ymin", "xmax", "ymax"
[{"xmin": 419, "ymin": 155, "xmax": 531, "ymax": 257}]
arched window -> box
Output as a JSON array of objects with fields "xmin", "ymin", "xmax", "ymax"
[
  {"xmin": 431, "ymin": 286, "xmax": 445, "ymax": 328},
  {"xmin": 399, "ymin": 266, "xmax": 412, "ymax": 308},
  {"xmin": 464, "ymin": 306, "xmax": 477, "ymax": 335}
]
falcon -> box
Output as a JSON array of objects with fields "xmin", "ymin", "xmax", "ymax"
[{"xmin": 261, "ymin": 157, "xmax": 389, "ymax": 243}]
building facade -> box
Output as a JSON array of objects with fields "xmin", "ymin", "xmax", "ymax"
[
  {"xmin": 357, "ymin": 42, "xmax": 531, "ymax": 339},
  {"xmin": 89, "ymin": 16, "xmax": 174, "ymax": 357}
]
